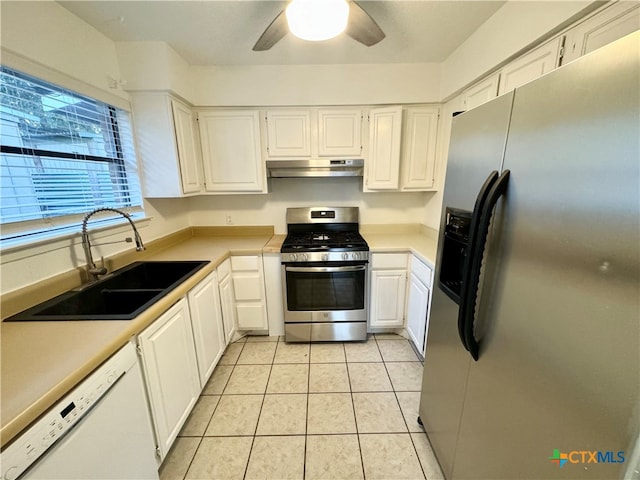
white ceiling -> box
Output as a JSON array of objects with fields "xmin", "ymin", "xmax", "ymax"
[{"xmin": 57, "ymin": 1, "xmax": 506, "ymax": 66}]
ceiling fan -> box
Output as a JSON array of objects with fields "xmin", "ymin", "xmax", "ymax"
[{"xmin": 253, "ymin": 0, "xmax": 385, "ymax": 51}]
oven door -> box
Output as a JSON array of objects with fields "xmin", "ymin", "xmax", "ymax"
[{"xmin": 282, "ymin": 263, "xmax": 368, "ymax": 323}]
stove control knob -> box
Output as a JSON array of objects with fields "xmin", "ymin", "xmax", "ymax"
[
  {"xmin": 291, "ymin": 253, "xmax": 298, "ymax": 261},
  {"xmin": 351, "ymin": 253, "xmax": 359, "ymax": 260},
  {"xmin": 302, "ymin": 254, "xmax": 308, "ymax": 261},
  {"xmin": 342, "ymin": 253, "xmax": 349, "ymax": 260},
  {"xmin": 322, "ymin": 253, "xmax": 329, "ymax": 261}
]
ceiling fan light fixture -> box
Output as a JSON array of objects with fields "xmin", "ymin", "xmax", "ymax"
[{"xmin": 286, "ymin": 0, "xmax": 350, "ymax": 42}]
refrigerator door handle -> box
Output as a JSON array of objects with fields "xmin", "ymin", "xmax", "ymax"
[
  {"xmin": 457, "ymin": 171, "xmax": 499, "ymax": 351},
  {"xmin": 460, "ymin": 170, "xmax": 510, "ymax": 360}
]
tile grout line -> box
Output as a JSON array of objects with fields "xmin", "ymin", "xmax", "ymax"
[
  {"xmin": 377, "ymin": 336, "xmax": 429, "ymax": 480},
  {"xmin": 344, "ymin": 341, "xmax": 367, "ymax": 480},
  {"xmin": 241, "ymin": 353, "xmax": 274, "ymax": 480},
  {"xmin": 178, "ymin": 436, "xmax": 205, "ymax": 480},
  {"xmin": 303, "ymin": 341, "xmax": 311, "ymax": 480},
  {"xmin": 168, "ymin": 334, "xmax": 424, "ymax": 480},
  {"xmin": 176, "ymin": 340, "xmax": 248, "ymax": 480}
]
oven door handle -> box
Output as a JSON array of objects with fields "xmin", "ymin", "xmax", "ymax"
[{"xmin": 285, "ymin": 265, "xmax": 367, "ymax": 273}]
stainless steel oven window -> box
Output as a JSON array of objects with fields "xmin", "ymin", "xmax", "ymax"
[{"xmin": 284, "ymin": 264, "xmax": 366, "ymax": 311}]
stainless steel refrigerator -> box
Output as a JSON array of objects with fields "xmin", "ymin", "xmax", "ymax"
[{"xmin": 419, "ymin": 32, "xmax": 639, "ymax": 480}]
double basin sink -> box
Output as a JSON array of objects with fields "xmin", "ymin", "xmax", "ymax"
[{"xmin": 6, "ymin": 261, "xmax": 209, "ymax": 321}]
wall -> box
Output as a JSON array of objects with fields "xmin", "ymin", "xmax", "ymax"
[
  {"xmin": 0, "ymin": 3, "xmax": 191, "ymax": 293},
  {"xmin": 0, "ymin": 1, "xmax": 128, "ymax": 105},
  {"xmin": 440, "ymin": 1, "xmax": 597, "ymax": 99},
  {"xmin": 116, "ymin": 42, "xmax": 194, "ymax": 103},
  {"xmin": 422, "ymin": 94, "xmax": 464, "ymax": 230},
  {"xmin": 188, "ymin": 178, "xmax": 428, "ymax": 233},
  {"xmin": 191, "ymin": 63, "xmax": 442, "ymax": 106},
  {"xmin": 0, "ymin": 198, "xmax": 190, "ymax": 293}
]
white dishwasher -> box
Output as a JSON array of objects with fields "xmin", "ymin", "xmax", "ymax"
[{"xmin": 1, "ymin": 342, "xmax": 159, "ymax": 480}]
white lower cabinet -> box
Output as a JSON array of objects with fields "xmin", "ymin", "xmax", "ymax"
[
  {"xmin": 188, "ymin": 272, "xmax": 225, "ymax": 388},
  {"xmin": 218, "ymin": 259, "xmax": 237, "ymax": 345},
  {"xmin": 231, "ymin": 255, "xmax": 268, "ymax": 331},
  {"xmin": 369, "ymin": 253, "xmax": 409, "ymax": 329},
  {"xmin": 405, "ymin": 256, "xmax": 433, "ymax": 356},
  {"xmin": 137, "ymin": 298, "xmax": 201, "ymax": 461},
  {"xmin": 262, "ymin": 253, "xmax": 285, "ymax": 336}
]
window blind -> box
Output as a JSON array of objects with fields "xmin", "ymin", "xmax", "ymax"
[{"xmin": 0, "ymin": 66, "xmax": 143, "ymax": 241}]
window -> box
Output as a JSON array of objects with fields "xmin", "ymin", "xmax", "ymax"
[{"xmin": 0, "ymin": 66, "xmax": 143, "ymax": 243}]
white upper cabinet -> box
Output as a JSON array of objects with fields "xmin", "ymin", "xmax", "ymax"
[
  {"xmin": 317, "ymin": 109, "xmax": 363, "ymax": 157},
  {"xmin": 131, "ymin": 93, "xmax": 203, "ymax": 197},
  {"xmin": 264, "ymin": 108, "xmax": 364, "ymax": 159},
  {"xmin": 365, "ymin": 106, "xmax": 403, "ymax": 190},
  {"xmin": 562, "ymin": 2, "xmax": 639, "ymax": 64},
  {"xmin": 498, "ymin": 36, "xmax": 562, "ymax": 95},
  {"xmin": 265, "ymin": 110, "xmax": 312, "ymax": 157},
  {"xmin": 198, "ymin": 110, "xmax": 266, "ymax": 193},
  {"xmin": 461, "ymin": 72, "xmax": 501, "ymax": 111},
  {"xmin": 171, "ymin": 99, "xmax": 204, "ymax": 195},
  {"xmin": 400, "ymin": 106, "xmax": 439, "ymax": 191}
]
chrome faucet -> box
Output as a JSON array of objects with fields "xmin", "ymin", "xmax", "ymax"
[{"xmin": 81, "ymin": 208, "xmax": 145, "ymax": 282}]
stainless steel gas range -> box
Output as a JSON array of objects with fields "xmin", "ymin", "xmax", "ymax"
[{"xmin": 281, "ymin": 207, "xmax": 369, "ymax": 342}]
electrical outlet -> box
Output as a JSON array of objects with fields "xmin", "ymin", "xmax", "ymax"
[{"xmin": 225, "ymin": 214, "xmax": 233, "ymax": 225}]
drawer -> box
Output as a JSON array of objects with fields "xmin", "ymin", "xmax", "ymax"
[
  {"xmin": 217, "ymin": 258, "xmax": 231, "ymax": 279},
  {"xmin": 233, "ymin": 273, "xmax": 263, "ymax": 301},
  {"xmin": 371, "ymin": 253, "xmax": 409, "ymax": 270},
  {"xmin": 231, "ymin": 255, "xmax": 260, "ymax": 272},
  {"xmin": 410, "ymin": 255, "xmax": 433, "ymax": 288}
]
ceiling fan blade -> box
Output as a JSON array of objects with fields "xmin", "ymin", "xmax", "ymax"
[
  {"xmin": 346, "ymin": 1, "xmax": 385, "ymax": 47},
  {"xmin": 253, "ymin": 9, "xmax": 288, "ymax": 51}
]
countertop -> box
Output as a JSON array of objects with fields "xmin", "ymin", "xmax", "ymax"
[
  {"xmin": 362, "ymin": 225, "xmax": 438, "ymax": 267},
  {"xmin": 0, "ymin": 234, "xmax": 271, "ymax": 447},
  {"xmin": 1, "ymin": 225, "xmax": 439, "ymax": 447}
]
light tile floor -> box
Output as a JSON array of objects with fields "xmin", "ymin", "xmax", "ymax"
[{"xmin": 159, "ymin": 333, "xmax": 445, "ymax": 480}]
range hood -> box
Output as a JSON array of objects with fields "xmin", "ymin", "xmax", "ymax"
[{"xmin": 266, "ymin": 159, "xmax": 364, "ymax": 178}]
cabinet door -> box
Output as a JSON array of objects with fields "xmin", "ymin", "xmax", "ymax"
[
  {"xmin": 366, "ymin": 106, "xmax": 402, "ymax": 190},
  {"xmin": 130, "ymin": 93, "xmax": 190, "ymax": 197},
  {"xmin": 318, "ymin": 109, "xmax": 363, "ymax": 157},
  {"xmin": 406, "ymin": 273, "xmax": 430, "ymax": 356},
  {"xmin": 263, "ymin": 253, "xmax": 285, "ymax": 337},
  {"xmin": 563, "ymin": 2, "xmax": 639, "ymax": 64},
  {"xmin": 198, "ymin": 110, "xmax": 266, "ymax": 193},
  {"xmin": 219, "ymin": 272, "xmax": 237, "ymax": 345},
  {"xmin": 138, "ymin": 299, "xmax": 200, "ymax": 460},
  {"xmin": 265, "ymin": 110, "xmax": 312, "ymax": 157},
  {"xmin": 369, "ymin": 269, "xmax": 407, "ymax": 328},
  {"xmin": 171, "ymin": 99, "xmax": 203, "ymax": 194},
  {"xmin": 232, "ymin": 256, "xmax": 269, "ymax": 331},
  {"xmin": 498, "ymin": 36, "xmax": 562, "ymax": 95},
  {"xmin": 188, "ymin": 272, "xmax": 225, "ymax": 388},
  {"xmin": 461, "ymin": 72, "xmax": 501, "ymax": 111},
  {"xmin": 401, "ymin": 106, "xmax": 439, "ymax": 191}
]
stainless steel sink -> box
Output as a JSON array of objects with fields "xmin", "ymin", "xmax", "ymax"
[{"xmin": 6, "ymin": 260, "xmax": 209, "ymax": 321}]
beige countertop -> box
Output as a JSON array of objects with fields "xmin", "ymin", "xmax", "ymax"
[
  {"xmin": 0, "ymin": 233, "xmax": 271, "ymax": 447},
  {"xmin": 1, "ymin": 224, "xmax": 440, "ymax": 447},
  {"xmin": 362, "ymin": 224, "xmax": 439, "ymax": 267}
]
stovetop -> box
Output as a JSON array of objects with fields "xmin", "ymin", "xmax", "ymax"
[{"xmin": 281, "ymin": 231, "xmax": 368, "ymax": 253}]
